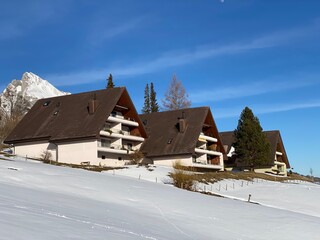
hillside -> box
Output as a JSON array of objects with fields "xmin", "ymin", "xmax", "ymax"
[{"xmin": 0, "ymin": 154, "xmax": 319, "ymax": 240}]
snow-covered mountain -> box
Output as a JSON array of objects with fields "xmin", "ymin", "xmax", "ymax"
[{"xmin": 0, "ymin": 72, "xmax": 69, "ymax": 115}]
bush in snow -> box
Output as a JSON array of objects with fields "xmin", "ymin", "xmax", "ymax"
[
  {"xmin": 171, "ymin": 161, "xmax": 194, "ymax": 190},
  {"xmin": 129, "ymin": 150, "xmax": 144, "ymax": 165},
  {"xmin": 40, "ymin": 150, "xmax": 53, "ymax": 164}
]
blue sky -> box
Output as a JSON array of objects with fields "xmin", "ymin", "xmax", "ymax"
[{"xmin": 1, "ymin": 0, "xmax": 320, "ymax": 176}]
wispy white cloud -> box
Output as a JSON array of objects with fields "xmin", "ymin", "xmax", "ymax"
[
  {"xmin": 190, "ymin": 74, "xmax": 320, "ymax": 103},
  {"xmin": 0, "ymin": 1, "xmax": 72, "ymax": 40},
  {"xmin": 46, "ymin": 40, "xmax": 270, "ymax": 86},
  {"xmin": 256, "ymin": 101, "xmax": 320, "ymax": 115},
  {"xmin": 251, "ymin": 20, "xmax": 320, "ymax": 48},
  {"xmin": 214, "ymin": 100, "xmax": 320, "ymax": 119},
  {"xmin": 89, "ymin": 17, "xmax": 145, "ymax": 45},
  {"xmin": 46, "ymin": 20, "xmax": 320, "ymax": 86}
]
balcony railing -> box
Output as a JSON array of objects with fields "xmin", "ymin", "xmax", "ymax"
[
  {"xmin": 191, "ymin": 162, "xmax": 223, "ymax": 170},
  {"xmin": 198, "ymin": 133, "xmax": 218, "ymax": 143},
  {"xmin": 195, "ymin": 147, "xmax": 222, "ymax": 156},
  {"xmin": 100, "ymin": 130, "xmax": 144, "ymax": 142},
  {"xmin": 107, "ymin": 115, "xmax": 138, "ymax": 127},
  {"xmin": 97, "ymin": 144, "xmax": 135, "ymax": 155}
]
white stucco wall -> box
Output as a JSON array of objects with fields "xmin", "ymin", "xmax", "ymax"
[
  {"xmin": 57, "ymin": 140, "xmax": 98, "ymax": 165},
  {"xmin": 254, "ymin": 164, "xmax": 287, "ymax": 177},
  {"xmin": 151, "ymin": 155, "xmax": 193, "ymax": 167},
  {"xmin": 97, "ymin": 152, "xmax": 131, "ymax": 167},
  {"xmin": 14, "ymin": 141, "xmax": 57, "ymax": 161}
]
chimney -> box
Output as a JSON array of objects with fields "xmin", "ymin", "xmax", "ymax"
[
  {"xmin": 88, "ymin": 94, "xmax": 99, "ymax": 115},
  {"xmin": 181, "ymin": 111, "xmax": 186, "ymax": 119},
  {"xmin": 179, "ymin": 118, "xmax": 186, "ymax": 133},
  {"xmin": 178, "ymin": 111, "xmax": 186, "ymax": 133}
]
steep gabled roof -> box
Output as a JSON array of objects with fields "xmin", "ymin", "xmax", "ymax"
[
  {"xmin": 219, "ymin": 131, "xmax": 234, "ymax": 153},
  {"xmin": 139, "ymin": 107, "xmax": 225, "ymax": 158},
  {"xmin": 5, "ymin": 87, "xmax": 146, "ymax": 144},
  {"xmin": 264, "ymin": 130, "xmax": 290, "ymax": 168},
  {"xmin": 219, "ymin": 130, "xmax": 290, "ymax": 168}
]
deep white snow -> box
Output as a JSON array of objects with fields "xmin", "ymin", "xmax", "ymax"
[{"xmin": 0, "ymin": 155, "xmax": 319, "ymax": 240}]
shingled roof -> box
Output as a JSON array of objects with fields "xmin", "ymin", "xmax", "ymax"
[
  {"xmin": 219, "ymin": 131, "xmax": 234, "ymax": 154},
  {"xmin": 5, "ymin": 87, "xmax": 146, "ymax": 144},
  {"xmin": 264, "ymin": 130, "xmax": 290, "ymax": 168},
  {"xmin": 219, "ymin": 130, "xmax": 290, "ymax": 168},
  {"xmin": 139, "ymin": 107, "xmax": 225, "ymax": 158}
]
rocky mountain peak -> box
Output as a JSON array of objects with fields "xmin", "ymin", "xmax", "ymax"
[{"xmin": 0, "ymin": 72, "xmax": 69, "ymax": 116}]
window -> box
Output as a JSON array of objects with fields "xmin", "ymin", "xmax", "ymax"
[
  {"xmin": 43, "ymin": 101, "xmax": 51, "ymax": 106},
  {"xmin": 101, "ymin": 139, "xmax": 110, "ymax": 148}
]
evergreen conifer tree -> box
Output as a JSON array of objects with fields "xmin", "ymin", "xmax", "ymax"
[
  {"xmin": 162, "ymin": 74, "xmax": 191, "ymax": 110},
  {"xmin": 233, "ymin": 107, "xmax": 270, "ymax": 170},
  {"xmin": 150, "ymin": 82, "xmax": 159, "ymax": 112},
  {"xmin": 142, "ymin": 84, "xmax": 151, "ymax": 114},
  {"xmin": 106, "ymin": 74, "xmax": 114, "ymax": 88}
]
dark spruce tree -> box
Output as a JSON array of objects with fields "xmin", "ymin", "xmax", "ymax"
[
  {"xmin": 142, "ymin": 83, "xmax": 151, "ymax": 114},
  {"xmin": 233, "ymin": 107, "xmax": 270, "ymax": 170},
  {"xmin": 150, "ymin": 82, "xmax": 159, "ymax": 112},
  {"xmin": 106, "ymin": 74, "xmax": 114, "ymax": 88}
]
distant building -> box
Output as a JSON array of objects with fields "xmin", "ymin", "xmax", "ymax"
[
  {"xmin": 140, "ymin": 107, "xmax": 225, "ymax": 170},
  {"xmin": 4, "ymin": 88, "xmax": 147, "ymax": 167},
  {"xmin": 219, "ymin": 130, "xmax": 290, "ymax": 176}
]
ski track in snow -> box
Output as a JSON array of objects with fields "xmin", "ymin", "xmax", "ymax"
[
  {"xmin": 151, "ymin": 203, "xmax": 191, "ymax": 238},
  {"xmin": 10, "ymin": 204, "xmax": 159, "ymax": 240},
  {"xmin": 46, "ymin": 210, "xmax": 159, "ymax": 240}
]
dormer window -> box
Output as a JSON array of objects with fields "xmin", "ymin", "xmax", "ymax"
[{"xmin": 43, "ymin": 101, "xmax": 51, "ymax": 107}]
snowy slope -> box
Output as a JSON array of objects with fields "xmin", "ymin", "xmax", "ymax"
[
  {"xmin": 197, "ymin": 179, "xmax": 320, "ymax": 218},
  {"xmin": 108, "ymin": 165, "xmax": 320, "ymax": 218},
  {"xmin": 0, "ymin": 156, "xmax": 319, "ymax": 240},
  {"xmin": 0, "ymin": 72, "xmax": 69, "ymax": 114}
]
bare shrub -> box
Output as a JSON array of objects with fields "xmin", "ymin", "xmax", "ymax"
[
  {"xmin": 129, "ymin": 150, "xmax": 144, "ymax": 165},
  {"xmin": 171, "ymin": 161, "xmax": 195, "ymax": 190},
  {"xmin": 40, "ymin": 150, "xmax": 53, "ymax": 164}
]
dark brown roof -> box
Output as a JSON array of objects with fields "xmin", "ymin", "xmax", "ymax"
[
  {"xmin": 219, "ymin": 130, "xmax": 290, "ymax": 168},
  {"xmin": 264, "ymin": 130, "xmax": 290, "ymax": 168},
  {"xmin": 219, "ymin": 131, "xmax": 235, "ymax": 153},
  {"xmin": 5, "ymin": 87, "xmax": 146, "ymax": 144},
  {"xmin": 139, "ymin": 107, "xmax": 225, "ymax": 157}
]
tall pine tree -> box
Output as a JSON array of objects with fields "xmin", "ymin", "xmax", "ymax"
[
  {"xmin": 106, "ymin": 74, "xmax": 114, "ymax": 88},
  {"xmin": 142, "ymin": 84, "xmax": 151, "ymax": 114},
  {"xmin": 150, "ymin": 82, "xmax": 159, "ymax": 112},
  {"xmin": 162, "ymin": 74, "xmax": 191, "ymax": 110},
  {"xmin": 233, "ymin": 107, "xmax": 270, "ymax": 170}
]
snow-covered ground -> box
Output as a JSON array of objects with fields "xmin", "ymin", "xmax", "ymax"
[
  {"xmin": 1, "ymin": 155, "xmax": 319, "ymax": 240},
  {"xmin": 197, "ymin": 178, "xmax": 320, "ymax": 218}
]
